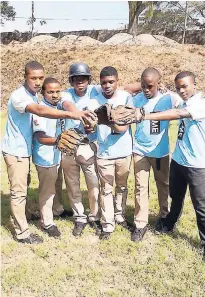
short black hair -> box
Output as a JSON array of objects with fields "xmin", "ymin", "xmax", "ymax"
[
  {"xmin": 100, "ymin": 66, "xmax": 118, "ymax": 79},
  {"xmin": 141, "ymin": 67, "xmax": 161, "ymax": 80},
  {"xmin": 25, "ymin": 61, "xmax": 44, "ymax": 75},
  {"xmin": 175, "ymin": 71, "xmax": 196, "ymax": 83},
  {"xmin": 42, "ymin": 77, "xmax": 60, "ymax": 92}
]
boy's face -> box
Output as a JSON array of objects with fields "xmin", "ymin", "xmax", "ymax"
[
  {"xmin": 72, "ymin": 75, "xmax": 89, "ymax": 93},
  {"xmin": 141, "ymin": 75, "xmax": 159, "ymax": 99},
  {"xmin": 43, "ymin": 82, "xmax": 61, "ymax": 106},
  {"xmin": 25, "ymin": 69, "xmax": 45, "ymax": 94},
  {"xmin": 100, "ymin": 75, "xmax": 118, "ymax": 98},
  {"xmin": 175, "ymin": 76, "xmax": 196, "ymax": 101}
]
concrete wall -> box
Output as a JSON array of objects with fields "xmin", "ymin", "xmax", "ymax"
[{"xmin": 1, "ymin": 29, "xmax": 205, "ymax": 45}]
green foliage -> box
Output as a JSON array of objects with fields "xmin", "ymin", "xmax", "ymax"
[{"xmin": 1, "ymin": 1, "xmax": 16, "ymax": 25}]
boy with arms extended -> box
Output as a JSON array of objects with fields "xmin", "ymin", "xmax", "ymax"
[
  {"xmin": 2, "ymin": 61, "xmax": 94, "ymax": 244},
  {"xmin": 32, "ymin": 77, "xmax": 63, "ymax": 238},
  {"xmin": 59, "ymin": 62, "xmax": 101, "ymax": 236},
  {"xmin": 129, "ymin": 67, "xmax": 179, "ymax": 242},
  {"xmin": 143, "ymin": 71, "xmax": 205, "ymax": 260},
  {"xmin": 87, "ymin": 66, "xmax": 133, "ymax": 240}
]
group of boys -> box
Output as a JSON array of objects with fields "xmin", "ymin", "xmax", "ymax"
[{"xmin": 2, "ymin": 60, "xmax": 205, "ymax": 261}]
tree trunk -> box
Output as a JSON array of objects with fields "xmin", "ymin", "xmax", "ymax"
[
  {"xmin": 31, "ymin": 1, "xmax": 34, "ymax": 38},
  {"xmin": 128, "ymin": 1, "xmax": 147, "ymax": 35},
  {"xmin": 182, "ymin": 1, "xmax": 188, "ymax": 44}
]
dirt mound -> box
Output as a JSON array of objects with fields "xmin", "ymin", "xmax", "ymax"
[
  {"xmin": 60, "ymin": 34, "xmax": 78, "ymax": 43},
  {"xmin": 153, "ymin": 35, "xmax": 178, "ymax": 45},
  {"xmin": 59, "ymin": 35, "xmax": 102, "ymax": 47},
  {"xmin": 104, "ymin": 33, "xmax": 135, "ymax": 45},
  {"xmin": 105, "ymin": 33, "xmax": 179, "ymax": 46},
  {"xmin": 1, "ymin": 43, "xmax": 204, "ymax": 109},
  {"xmin": 29, "ymin": 35, "xmax": 57, "ymax": 43}
]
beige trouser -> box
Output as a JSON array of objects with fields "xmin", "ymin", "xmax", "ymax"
[
  {"xmin": 36, "ymin": 165, "xmax": 59, "ymax": 229},
  {"xmin": 133, "ymin": 154, "xmax": 170, "ymax": 228},
  {"xmin": 61, "ymin": 143, "xmax": 100, "ymax": 223},
  {"xmin": 97, "ymin": 155, "xmax": 132, "ymax": 233},
  {"xmin": 52, "ymin": 163, "xmax": 64, "ymax": 216},
  {"xmin": 3, "ymin": 153, "xmax": 30, "ymax": 239}
]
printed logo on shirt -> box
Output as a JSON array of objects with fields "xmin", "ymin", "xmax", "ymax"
[
  {"xmin": 34, "ymin": 119, "xmax": 39, "ymax": 126},
  {"xmin": 178, "ymin": 120, "xmax": 185, "ymax": 140},
  {"xmin": 150, "ymin": 120, "xmax": 160, "ymax": 134}
]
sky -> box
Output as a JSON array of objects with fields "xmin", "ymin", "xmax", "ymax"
[{"xmin": 2, "ymin": 0, "xmax": 129, "ymax": 33}]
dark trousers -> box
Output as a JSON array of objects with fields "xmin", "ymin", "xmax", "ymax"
[{"xmin": 165, "ymin": 159, "xmax": 205, "ymax": 247}]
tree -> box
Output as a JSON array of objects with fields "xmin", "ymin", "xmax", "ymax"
[
  {"xmin": 139, "ymin": 1, "xmax": 205, "ymax": 35},
  {"xmin": 128, "ymin": 1, "xmax": 160, "ymax": 35},
  {"xmin": 182, "ymin": 1, "xmax": 189, "ymax": 44},
  {"xmin": 27, "ymin": 1, "xmax": 46, "ymax": 39},
  {"xmin": 1, "ymin": 1, "xmax": 16, "ymax": 25}
]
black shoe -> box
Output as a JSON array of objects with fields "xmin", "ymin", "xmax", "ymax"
[
  {"xmin": 131, "ymin": 226, "xmax": 148, "ymax": 242},
  {"xmin": 72, "ymin": 222, "xmax": 87, "ymax": 237},
  {"xmin": 203, "ymin": 248, "xmax": 205, "ymax": 262},
  {"xmin": 15, "ymin": 233, "xmax": 43, "ymax": 244},
  {"xmin": 26, "ymin": 210, "xmax": 41, "ymax": 221},
  {"xmin": 54, "ymin": 209, "xmax": 74, "ymax": 218},
  {"xmin": 44, "ymin": 225, "xmax": 61, "ymax": 238},
  {"xmin": 89, "ymin": 220, "xmax": 102, "ymax": 235},
  {"xmin": 155, "ymin": 218, "xmax": 174, "ymax": 234},
  {"xmin": 117, "ymin": 220, "xmax": 133, "ymax": 231},
  {"xmin": 99, "ymin": 231, "xmax": 111, "ymax": 240}
]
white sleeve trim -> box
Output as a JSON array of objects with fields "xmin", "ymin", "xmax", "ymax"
[{"xmin": 11, "ymin": 92, "xmax": 34, "ymax": 113}]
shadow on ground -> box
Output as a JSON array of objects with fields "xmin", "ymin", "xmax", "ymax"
[{"xmin": 1, "ymin": 189, "xmax": 202, "ymax": 249}]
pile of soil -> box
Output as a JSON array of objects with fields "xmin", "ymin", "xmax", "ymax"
[{"xmin": 1, "ymin": 40, "xmax": 204, "ymax": 109}]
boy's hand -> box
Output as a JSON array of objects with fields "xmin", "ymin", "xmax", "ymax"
[{"xmin": 71, "ymin": 110, "xmax": 96, "ymax": 125}]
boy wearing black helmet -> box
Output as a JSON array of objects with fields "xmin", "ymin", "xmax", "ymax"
[{"xmin": 58, "ymin": 62, "xmax": 102, "ymax": 237}]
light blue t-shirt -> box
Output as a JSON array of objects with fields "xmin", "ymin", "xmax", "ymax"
[
  {"xmin": 172, "ymin": 92, "xmax": 205, "ymax": 168},
  {"xmin": 87, "ymin": 90, "xmax": 133, "ymax": 159},
  {"xmin": 60, "ymin": 84, "xmax": 101, "ymax": 142},
  {"xmin": 2, "ymin": 86, "xmax": 38, "ymax": 157},
  {"xmin": 130, "ymin": 91, "xmax": 176, "ymax": 158},
  {"xmin": 32, "ymin": 99, "xmax": 61, "ymax": 167}
]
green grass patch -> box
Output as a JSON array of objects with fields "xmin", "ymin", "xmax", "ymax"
[{"xmin": 1, "ymin": 114, "xmax": 205, "ymax": 297}]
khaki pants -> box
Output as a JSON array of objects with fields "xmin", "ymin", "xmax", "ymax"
[
  {"xmin": 61, "ymin": 143, "xmax": 100, "ymax": 223},
  {"xmin": 133, "ymin": 154, "xmax": 170, "ymax": 228},
  {"xmin": 53, "ymin": 163, "xmax": 64, "ymax": 216},
  {"xmin": 3, "ymin": 153, "xmax": 30, "ymax": 239},
  {"xmin": 97, "ymin": 155, "xmax": 132, "ymax": 233},
  {"xmin": 36, "ymin": 165, "xmax": 59, "ymax": 229}
]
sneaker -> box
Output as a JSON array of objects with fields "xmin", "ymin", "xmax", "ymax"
[
  {"xmin": 99, "ymin": 231, "xmax": 111, "ymax": 240},
  {"xmin": 72, "ymin": 222, "xmax": 87, "ymax": 237},
  {"xmin": 131, "ymin": 226, "xmax": 148, "ymax": 242},
  {"xmin": 117, "ymin": 220, "xmax": 133, "ymax": 231},
  {"xmin": 155, "ymin": 218, "xmax": 174, "ymax": 234},
  {"xmin": 44, "ymin": 225, "xmax": 61, "ymax": 238},
  {"xmin": 54, "ymin": 209, "xmax": 73, "ymax": 218},
  {"xmin": 15, "ymin": 233, "xmax": 43, "ymax": 244},
  {"xmin": 89, "ymin": 220, "xmax": 102, "ymax": 235}
]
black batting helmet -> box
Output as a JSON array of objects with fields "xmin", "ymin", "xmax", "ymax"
[{"xmin": 69, "ymin": 62, "xmax": 91, "ymax": 84}]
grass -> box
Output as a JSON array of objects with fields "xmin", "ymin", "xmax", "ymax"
[{"xmin": 1, "ymin": 113, "xmax": 205, "ymax": 297}]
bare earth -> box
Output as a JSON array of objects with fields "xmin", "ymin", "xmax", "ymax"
[{"xmin": 1, "ymin": 36, "xmax": 205, "ymax": 108}]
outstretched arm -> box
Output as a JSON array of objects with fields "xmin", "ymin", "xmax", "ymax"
[
  {"xmin": 26, "ymin": 103, "xmax": 95, "ymax": 123},
  {"xmin": 144, "ymin": 109, "xmax": 191, "ymax": 121},
  {"xmin": 34, "ymin": 131, "xmax": 57, "ymax": 145}
]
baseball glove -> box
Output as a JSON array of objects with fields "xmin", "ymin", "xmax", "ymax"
[
  {"xmin": 110, "ymin": 105, "xmax": 145, "ymax": 126},
  {"xmin": 94, "ymin": 104, "xmax": 113, "ymax": 125},
  {"xmin": 56, "ymin": 128, "xmax": 89, "ymax": 156}
]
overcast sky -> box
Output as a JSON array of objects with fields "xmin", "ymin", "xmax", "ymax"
[{"xmin": 2, "ymin": 0, "xmax": 129, "ymax": 32}]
